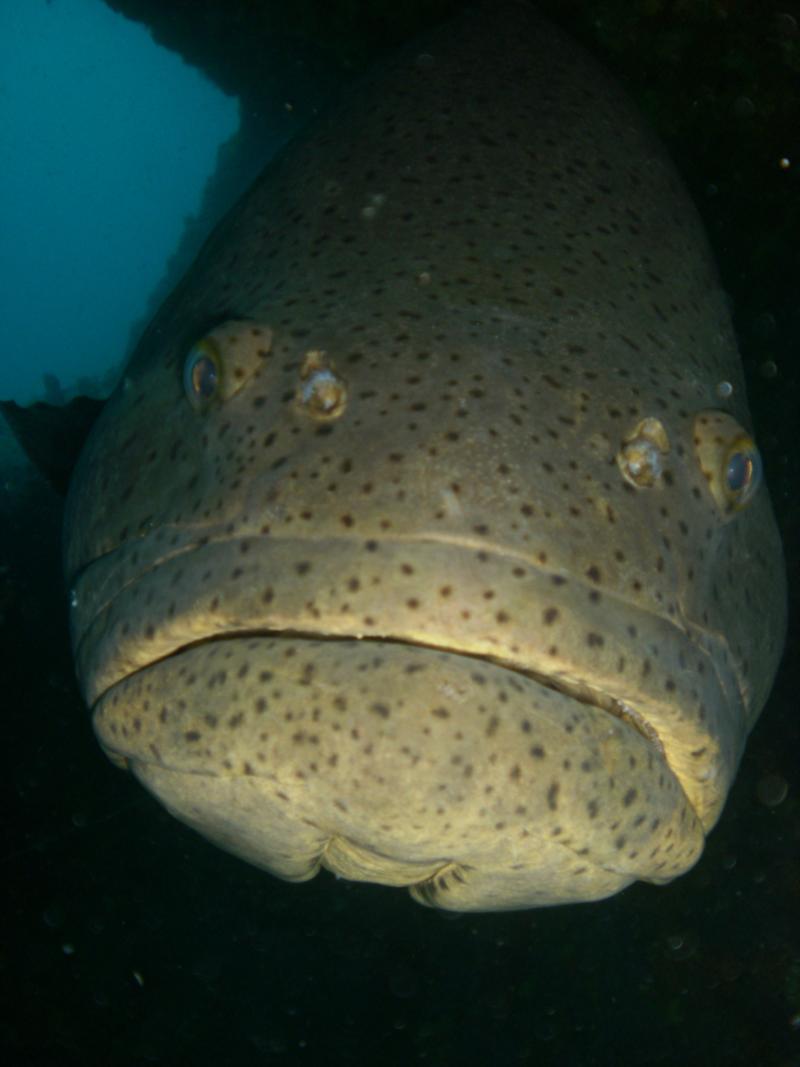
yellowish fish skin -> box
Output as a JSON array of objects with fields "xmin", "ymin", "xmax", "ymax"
[{"xmin": 64, "ymin": 2, "xmax": 786, "ymax": 910}]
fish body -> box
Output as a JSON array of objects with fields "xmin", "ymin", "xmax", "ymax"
[{"xmin": 65, "ymin": 2, "xmax": 786, "ymax": 910}]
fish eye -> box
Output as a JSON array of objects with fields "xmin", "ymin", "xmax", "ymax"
[
  {"xmin": 693, "ymin": 411, "xmax": 762, "ymax": 516},
  {"xmin": 183, "ymin": 340, "xmax": 221, "ymax": 408},
  {"xmin": 724, "ymin": 441, "xmax": 761, "ymax": 507}
]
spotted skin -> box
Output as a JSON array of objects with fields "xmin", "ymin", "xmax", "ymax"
[{"xmin": 66, "ymin": 2, "xmax": 786, "ymax": 910}]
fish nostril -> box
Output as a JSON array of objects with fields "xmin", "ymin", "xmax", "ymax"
[
  {"xmin": 295, "ymin": 350, "xmax": 347, "ymax": 420},
  {"xmin": 303, "ymin": 370, "xmax": 339, "ymax": 407},
  {"xmin": 617, "ymin": 416, "xmax": 670, "ymax": 489}
]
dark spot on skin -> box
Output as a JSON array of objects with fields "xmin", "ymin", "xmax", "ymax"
[{"xmin": 547, "ymin": 782, "xmax": 559, "ymax": 811}]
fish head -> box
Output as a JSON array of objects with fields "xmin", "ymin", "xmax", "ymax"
[{"xmin": 64, "ymin": 3, "xmax": 786, "ymax": 910}]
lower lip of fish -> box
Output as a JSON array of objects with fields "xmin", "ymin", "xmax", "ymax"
[
  {"xmin": 92, "ymin": 625, "xmax": 666, "ymax": 759},
  {"xmin": 91, "ymin": 626, "xmax": 708, "ymax": 901}
]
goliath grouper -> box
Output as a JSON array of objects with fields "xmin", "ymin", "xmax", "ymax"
[{"xmin": 56, "ymin": 2, "xmax": 787, "ymax": 909}]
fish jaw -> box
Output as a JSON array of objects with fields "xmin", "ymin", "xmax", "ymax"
[{"xmin": 92, "ymin": 630, "xmax": 705, "ymax": 912}]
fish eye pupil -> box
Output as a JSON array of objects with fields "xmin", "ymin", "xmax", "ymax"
[
  {"xmin": 194, "ymin": 357, "xmax": 218, "ymax": 397},
  {"xmin": 184, "ymin": 347, "xmax": 219, "ymax": 402},
  {"xmin": 726, "ymin": 452, "xmax": 749, "ymax": 492},
  {"xmin": 725, "ymin": 447, "xmax": 760, "ymax": 500}
]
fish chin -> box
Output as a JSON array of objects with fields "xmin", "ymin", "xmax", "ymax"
[{"xmin": 87, "ymin": 615, "xmax": 709, "ymax": 910}]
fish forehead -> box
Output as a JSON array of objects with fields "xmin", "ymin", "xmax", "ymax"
[
  {"xmin": 82, "ymin": 0, "xmax": 740, "ymax": 534},
  {"xmin": 73, "ymin": 2, "xmax": 752, "ymax": 613},
  {"xmin": 134, "ymin": 0, "xmax": 739, "ymax": 391}
]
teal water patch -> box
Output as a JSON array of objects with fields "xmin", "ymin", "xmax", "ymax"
[{"xmin": 0, "ymin": 0, "xmax": 238, "ymax": 404}]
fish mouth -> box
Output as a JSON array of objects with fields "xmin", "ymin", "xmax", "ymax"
[
  {"xmin": 117, "ymin": 624, "xmax": 669, "ymax": 752},
  {"xmin": 71, "ymin": 529, "xmax": 741, "ymax": 829}
]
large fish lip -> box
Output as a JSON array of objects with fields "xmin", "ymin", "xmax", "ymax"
[
  {"xmin": 70, "ymin": 528, "xmax": 744, "ymax": 828},
  {"xmin": 99, "ymin": 624, "xmax": 669, "ymax": 759}
]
